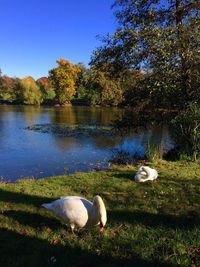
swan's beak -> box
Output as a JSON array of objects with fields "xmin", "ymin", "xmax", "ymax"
[
  {"xmin": 99, "ymin": 222, "xmax": 104, "ymax": 232},
  {"xmin": 99, "ymin": 226, "xmax": 104, "ymax": 232}
]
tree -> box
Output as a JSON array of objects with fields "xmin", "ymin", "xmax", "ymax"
[
  {"xmin": 74, "ymin": 63, "xmax": 90, "ymax": 104},
  {"xmin": 0, "ymin": 75, "xmax": 18, "ymax": 103},
  {"xmin": 48, "ymin": 59, "xmax": 81, "ymax": 105},
  {"xmin": 37, "ymin": 77, "xmax": 55, "ymax": 103},
  {"xmin": 89, "ymin": 69, "xmax": 123, "ymax": 106},
  {"xmin": 121, "ymin": 69, "xmax": 146, "ymax": 107},
  {"xmin": 19, "ymin": 76, "xmax": 43, "ymax": 105},
  {"xmin": 91, "ymin": 0, "xmax": 200, "ymax": 109},
  {"xmin": 37, "ymin": 77, "xmax": 50, "ymax": 93}
]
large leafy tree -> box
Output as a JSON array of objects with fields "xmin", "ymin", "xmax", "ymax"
[
  {"xmin": 48, "ymin": 59, "xmax": 80, "ymax": 105},
  {"xmin": 0, "ymin": 74, "xmax": 20, "ymax": 103},
  {"xmin": 75, "ymin": 63, "xmax": 123, "ymax": 106},
  {"xmin": 91, "ymin": 0, "xmax": 200, "ymax": 109},
  {"xmin": 121, "ymin": 69, "xmax": 146, "ymax": 106},
  {"xmin": 37, "ymin": 77, "xmax": 50, "ymax": 93},
  {"xmin": 19, "ymin": 76, "xmax": 43, "ymax": 105},
  {"xmin": 0, "ymin": 76, "xmax": 16, "ymax": 103},
  {"xmin": 74, "ymin": 63, "xmax": 90, "ymax": 103},
  {"xmin": 85, "ymin": 68, "xmax": 123, "ymax": 106},
  {"xmin": 37, "ymin": 77, "xmax": 55, "ymax": 103}
]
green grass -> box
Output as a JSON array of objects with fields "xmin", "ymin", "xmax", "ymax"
[{"xmin": 0, "ymin": 160, "xmax": 200, "ymax": 267}]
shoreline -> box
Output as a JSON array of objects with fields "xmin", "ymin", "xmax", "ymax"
[{"xmin": 0, "ymin": 159, "xmax": 199, "ymax": 266}]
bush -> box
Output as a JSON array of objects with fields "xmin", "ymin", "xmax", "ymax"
[
  {"xmin": 171, "ymin": 102, "xmax": 200, "ymax": 161},
  {"xmin": 146, "ymin": 143, "xmax": 163, "ymax": 161},
  {"xmin": 20, "ymin": 76, "xmax": 43, "ymax": 105}
]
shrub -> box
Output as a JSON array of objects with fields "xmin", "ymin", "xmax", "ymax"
[
  {"xmin": 171, "ymin": 102, "xmax": 200, "ymax": 161},
  {"xmin": 146, "ymin": 143, "xmax": 163, "ymax": 161}
]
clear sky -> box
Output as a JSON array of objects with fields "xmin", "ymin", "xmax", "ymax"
[{"xmin": 0, "ymin": 0, "xmax": 116, "ymax": 79}]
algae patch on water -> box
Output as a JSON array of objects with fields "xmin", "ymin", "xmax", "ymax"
[{"xmin": 25, "ymin": 123, "xmax": 115, "ymax": 137}]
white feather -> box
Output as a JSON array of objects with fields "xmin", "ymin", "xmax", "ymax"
[
  {"xmin": 42, "ymin": 195, "xmax": 107, "ymax": 231},
  {"xmin": 134, "ymin": 166, "xmax": 158, "ymax": 182}
]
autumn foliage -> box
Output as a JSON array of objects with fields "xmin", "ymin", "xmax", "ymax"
[
  {"xmin": 48, "ymin": 59, "xmax": 81, "ymax": 105},
  {"xmin": 37, "ymin": 77, "xmax": 50, "ymax": 93},
  {"xmin": 19, "ymin": 76, "xmax": 43, "ymax": 105}
]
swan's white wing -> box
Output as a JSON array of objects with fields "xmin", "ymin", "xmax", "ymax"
[
  {"xmin": 62, "ymin": 198, "xmax": 94, "ymax": 227},
  {"xmin": 140, "ymin": 166, "xmax": 158, "ymax": 181},
  {"xmin": 134, "ymin": 166, "xmax": 147, "ymax": 182},
  {"xmin": 60, "ymin": 196, "xmax": 82, "ymax": 200},
  {"xmin": 42, "ymin": 196, "xmax": 95, "ymax": 229}
]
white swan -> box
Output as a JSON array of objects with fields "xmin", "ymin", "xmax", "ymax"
[
  {"xmin": 134, "ymin": 166, "xmax": 158, "ymax": 182},
  {"xmin": 42, "ymin": 195, "xmax": 107, "ymax": 232}
]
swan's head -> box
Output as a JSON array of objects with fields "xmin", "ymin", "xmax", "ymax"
[
  {"xmin": 93, "ymin": 195, "xmax": 107, "ymax": 231},
  {"xmin": 140, "ymin": 171, "xmax": 147, "ymax": 176}
]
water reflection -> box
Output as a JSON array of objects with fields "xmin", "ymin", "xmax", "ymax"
[
  {"xmin": 49, "ymin": 106, "xmax": 124, "ymax": 125},
  {"xmin": 0, "ymin": 105, "xmax": 173, "ymax": 181},
  {"xmin": 91, "ymin": 136, "xmax": 120, "ymax": 149},
  {"xmin": 53, "ymin": 136, "xmax": 79, "ymax": 152}
]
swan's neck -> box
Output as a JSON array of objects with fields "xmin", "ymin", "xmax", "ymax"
[
  {"xmin": 92, "ymin": 196, "xmax": 107, "ymax": 226},
  {"xmin": 142, "ymin": 166, "xmax": 151, "ymax": 177},
  {"xmin": 138, "ymin": 166, "xmax": 157, "ymax": 182},
  {"xmin": 90, "ymin": 207, "xmax": 99, "ymax": 225}
]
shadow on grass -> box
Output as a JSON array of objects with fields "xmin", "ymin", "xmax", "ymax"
[
  {"xmin": 3, "ymin": 210, "xmax": 62, "ymax": 230},
  {"xmin": 0, "ymin": 188, "xmax": 175, "ymax": 266},
  {"xmin": 0, "ymin": 188, "xmax": 55, "ymax": 207},
  {"xmin": 109, "ymin": 210, "xmax": 200, "ymax": 229},
  {"xmin": 0, "ymin": 187, "xmax": 199, "ymax": 230},
  {"xmin": 111, "ymin": 171, "xmax": 135, "ymax": 181},
  {"xmin": 0, "ymin": 227, "xmax": 174, "ymax": 267}
]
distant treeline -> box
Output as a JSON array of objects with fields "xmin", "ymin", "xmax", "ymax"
[
  {"xmin": 0, "ymin": 55, "xmax": 198, "ymax": 109},
  {"xmin": 1, "ymin": 0, "xmax": 199, "ymax": 112},
  {"xmin": 0, "ymin": 60, "xmax": 147, "ymax": 108},
  {"xmin": 0, "ymin": 59, "xmax": 149, "ymax": 108}
]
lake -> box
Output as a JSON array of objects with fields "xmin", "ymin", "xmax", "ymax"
[{"xmin": 0, "ymin": 105, "xmax": 173, "ymax": 182}]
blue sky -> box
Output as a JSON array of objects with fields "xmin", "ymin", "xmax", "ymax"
[{"xmin": 0, "ymin": 0, "xmax": 115, "ymax": 79}]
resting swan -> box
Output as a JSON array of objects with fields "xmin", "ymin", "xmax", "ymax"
[
  {"xmin": 42, "ymin": 195, "xmax": 107, "ymax": 232},
  {"xmin": 134, "ymin": 166, "xmax": 158, "ymax": 182}
]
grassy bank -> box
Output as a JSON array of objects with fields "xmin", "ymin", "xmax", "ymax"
[{"xmin": 0, "ymin": 160, "xmax": 199, "ymax": 267}]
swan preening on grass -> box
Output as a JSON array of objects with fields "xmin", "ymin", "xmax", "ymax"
[
  {"xmin": 134, "ymin": 166, "xmax": 158, "ymax": 182},
  {"xmin": 42, "ymin": 195, "xmax": 107, "ymax": 232}
]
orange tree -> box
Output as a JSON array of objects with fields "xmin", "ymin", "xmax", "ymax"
[
  {"xmin": 37, "ymin": 77, "xmax": 55, "ymax": 103},
  {"xmin": 48, "ymin": 59, "xmax": 81, "ymax": 105}
]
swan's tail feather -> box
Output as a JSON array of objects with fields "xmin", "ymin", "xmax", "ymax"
[
  {"xmin": 139, "ymin": 177, "xmax": 150, "ymax": 182},
  {"xmin": 42, "ymin": 203, "xmax": 52, "ymax": 210}
]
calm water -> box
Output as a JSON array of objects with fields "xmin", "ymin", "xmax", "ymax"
[{"xmin": 0, "ymin": 105, "xmax": 173, "ymax": 182}]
